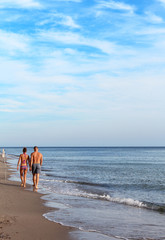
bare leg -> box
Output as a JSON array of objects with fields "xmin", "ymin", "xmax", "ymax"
[
  {"xmin": 23, "ymin": 170, "xmax": 27, "ymax": 187},
  {"xmin": 33, "ymin": 174, "xmax": 36, "ymax": 187},
  {"xmin": 20, "ymin": 169, "xmax": 24, "ymax": 187},
  {"xmin": 35, "ymin": 174, "xmax": 40, "ymax": 189}
]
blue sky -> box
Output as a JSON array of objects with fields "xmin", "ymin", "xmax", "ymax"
[{"xmin": 0, "ymin": 0, "xmax": 165, "ymax": 146}]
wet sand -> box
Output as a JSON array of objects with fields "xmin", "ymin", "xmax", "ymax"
[{"xmin": 0, "ymin": 156, "xmax": 74, "ymax": 240}]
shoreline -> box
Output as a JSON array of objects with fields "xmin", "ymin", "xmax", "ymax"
[{"xmin": 0, "ymin": 155, "xmax": 74, "ymax": 240}]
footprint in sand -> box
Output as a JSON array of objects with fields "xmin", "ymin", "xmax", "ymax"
[
  {"xmin": 0, "ymin": 216, "xmax": 16, "ymax": 240},
  {"xmin": 0, "ymin": 232, "xmax": 11, "ymax": 239}
]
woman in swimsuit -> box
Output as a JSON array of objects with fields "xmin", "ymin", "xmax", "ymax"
[{"xmin": 17, "ymin": 147, "xmax": 30, "ymax": 187}]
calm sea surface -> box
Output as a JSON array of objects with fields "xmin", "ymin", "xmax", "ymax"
[{"xmin": 4, "ymin": 147, "xmax": 165, "ymax": 240}]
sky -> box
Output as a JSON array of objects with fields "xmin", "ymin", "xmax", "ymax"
[{"xmin": 0, "ymin": 0, "xmax": 165, "ymax": 147}]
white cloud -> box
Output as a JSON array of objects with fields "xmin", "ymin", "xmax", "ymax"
[
  {"xmin": 38, "ymin": 30, "xmax": 117, "ymax": 54},
  {"xmin": 0, "ymin": 0, "xmax": 165, "ymax": 146},
  {"xmin": 145, "ymin": 11, "xmax": 163, "ymax": 23},
  {"xmin": 0, "ymin": 30, "xmax": 30, "ymax": 54},
  {"xmin": 37, "ymin": 13, "xmax": 81, "ymax": 29},
  {"xmin": 1, "ymin": 52, "xmax": 164, "ymax": 120},
  {"xmin": 0, "ymin": 98, "xmax": 23, "ymax": 112},
  {"xmin": 0, "ymin": 0, "xmax": 42, "ymax": 9},
  {"xmin": 60, "ymin": 15, "xmax": 80, "ymax": 28},
  {"xmin": 135, "ymin": 27, "xmax": 165, "ymax": 35},
  {"xmin": 97, "ymin": 0, "xmax": 135, "ymax": 13},
  {"xmin": 3, "ymin": 14, "xmax": 22, "ymax": 22},
  {"xmin": 157, "ymin": 0, "xmax": 165, "ymax": 4},
  {"xmin": 53, "ymin": 0, "xmax": 81, "ymax": 2}
]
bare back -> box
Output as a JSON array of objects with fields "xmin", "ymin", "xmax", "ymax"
[
  {"xmin": 18, "ymin": 153, "xmax": 29, "ymax": 167},
  {"xmin": 31, "ymin": 151, "xmax": 43, "ymax": 165}
]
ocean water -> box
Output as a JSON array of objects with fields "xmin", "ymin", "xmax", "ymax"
[{"xmin": 4, "ymin": 147, "xmax": 165, "ymax": 240}]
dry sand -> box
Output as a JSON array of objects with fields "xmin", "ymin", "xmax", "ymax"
[{"xmin": 0, "ymin": 156, "xmax": 74, "ymax": 240}]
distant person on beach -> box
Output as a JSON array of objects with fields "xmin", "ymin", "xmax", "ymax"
[
  {"xmin": 2, "ymin": 148, "xmax": 5, "ymax": 159},
  {"xmin": 17, "ymin": 147, "xmax": 30, "ymax": 188},
  {"xmin": 31, "ymin": 146, "xmax": 43, "ymax": 189}
]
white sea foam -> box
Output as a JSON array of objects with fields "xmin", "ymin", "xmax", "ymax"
[
  {"xmin": 40, "ymin": 179, "xmax": 147, "ymax": 209},
  {"xmin": 98, "ymin": 194, "xmax": 146, "ymax": 207}
]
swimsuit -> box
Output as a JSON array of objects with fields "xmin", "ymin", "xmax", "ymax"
[
  {"xmin": 32, "ymin": 164, "xmax": 41, "ymax": 174},
  {"xmin": 20, "ymin": 153, "xmax": 28, "ymax": 170},
  {"xmin": 20, "ymin": 165, "xmax": 28, "ymax": 170}
]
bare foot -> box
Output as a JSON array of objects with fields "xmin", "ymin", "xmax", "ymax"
[{"xmin": 21, "ymin": 183, "xmax": 23, "ymax": 187}]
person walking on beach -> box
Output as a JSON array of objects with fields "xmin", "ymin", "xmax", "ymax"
[
  {"xmin": 31, "ymin": 146, "xmax": 43, "ymax": 189},
  {"xmin": 2, "ymin": 148, "xmax": 5, "ymax": 159},
  {"xmin": 17, "ymin": 147, "xmax": 30, "ymax": 188}
]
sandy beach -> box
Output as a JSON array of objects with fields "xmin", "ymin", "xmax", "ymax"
[{"xmin": 0, "ymin": 155, "xmax": 74, "ymax": 240}]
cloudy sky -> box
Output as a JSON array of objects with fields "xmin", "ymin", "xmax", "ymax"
[{"xmin": 0, "ymin": 0, "xmax": 165, "ymax": 147}]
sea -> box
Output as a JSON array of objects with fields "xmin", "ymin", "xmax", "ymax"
[{"xmin": 3, "ymin": 147, "xmax": 165, "ymax": 240}]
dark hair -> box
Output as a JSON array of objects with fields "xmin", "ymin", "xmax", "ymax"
[
  {"xmin": 23, "ymin": 147, "xmax": 27, "ymax": 153},
  {"xmin": 34, "ymin": 146, "xmax": 38, "ymax": 150}
]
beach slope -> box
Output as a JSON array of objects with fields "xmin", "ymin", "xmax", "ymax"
[{"xmin": 0, "ymin": 157, "xmax": 73, "ymax": 240}]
